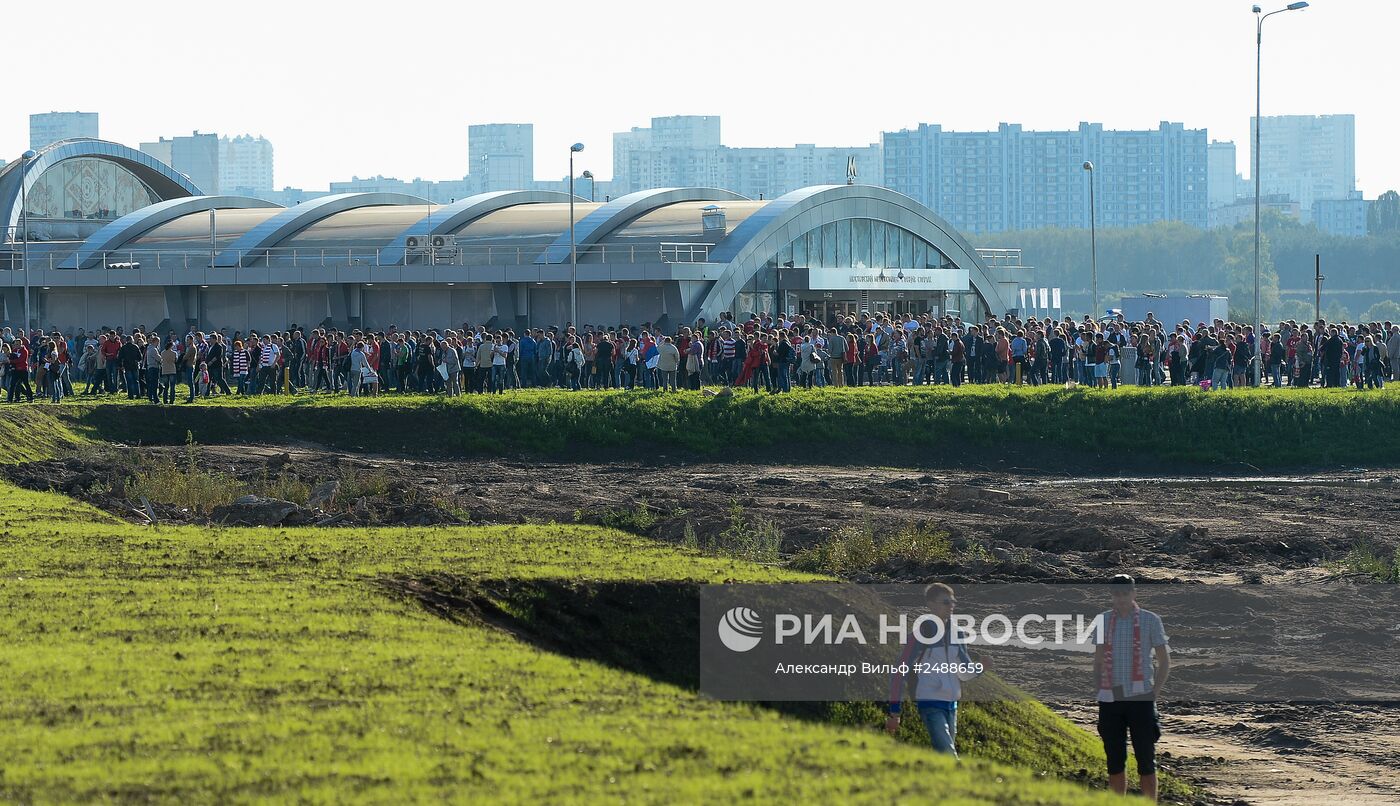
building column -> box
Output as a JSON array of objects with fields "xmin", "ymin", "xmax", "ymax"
[
  {"xmin": 657, "ymin": 281, "xmax": 686, "ymax": 333},
  {"xmin": 326, "ymin": 284, "xmax": 361, "ymax": 331},
  {"xmin": 158, "ymin": 286, "xmax": 199, "ymax": 333},
  {"xmin": 490, "ymin": 283, "xmax": 523, "ymax": 331},
  {"xmin": 0, "ymin": 288, "xmax": 22, "ymax": 329}
]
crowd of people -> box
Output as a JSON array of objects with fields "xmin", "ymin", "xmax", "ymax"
[{"xmin": 1, "ymin": 309, "xmax": 1397, "ymax": 402}]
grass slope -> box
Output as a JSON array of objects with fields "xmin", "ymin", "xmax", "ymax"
[
  {"xmin": 0, "ymin": 483, "xmax": 1132, "ymax": 804},
  {"xmin": 53, "ymin": 384, "xmax": 1400, "ymax": 469}
]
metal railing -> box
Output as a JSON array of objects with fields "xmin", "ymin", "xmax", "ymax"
[
  {"xmin": 1, "ymin": 241, "xmax": 716, "ymax": 271},
  {"xmin": 657, "ymin": 242, "xmax": 713, "ymax": 263},
  {"xmin": 975, "ymin": 247, "xmax": 1027, "ymax": 269}
]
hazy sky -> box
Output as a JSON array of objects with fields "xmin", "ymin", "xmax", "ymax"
[{"xmin": 7, "ymin": 0, "xmax": 1393, "ymax": 192}]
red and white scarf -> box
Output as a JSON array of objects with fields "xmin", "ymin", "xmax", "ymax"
[{"xmin": 1098, "ymin": 605, "xmax": 1148, "ymax": 702}]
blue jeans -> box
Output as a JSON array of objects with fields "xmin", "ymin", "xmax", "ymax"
[
  {"xmin": 919, "ymin": 704, "xmax": 958, "ymax": 756},
  {"xmin": 773, "ymin": 364, "xmax": 790, "ymax": 393}
]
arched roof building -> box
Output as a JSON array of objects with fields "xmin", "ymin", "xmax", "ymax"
[{"xmin": 2, "ymin": 142, "xmax": 1021, "ymax": 333}]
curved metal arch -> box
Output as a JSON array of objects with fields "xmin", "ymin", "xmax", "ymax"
[
  {"xmin": 689, "ymin": 184, "xmax": 1011, "ymax": 323},
  {"xmin": 212, "ymin": 192, "xmax": 429, "ymax": 267},
  {"xmin": 380, "ymin": 190, "xmax": 579, "ymax": 265},
  {"xmin": 59, "ymin": 196, "xmax": 283, "ymax": 269},
  {"xmin": 1, "ymin": 138, "xmax": 202, "ymax": 239},
  {"xmin": 533, "ymin": 187, "xmax": 748, "ymax": 264}
]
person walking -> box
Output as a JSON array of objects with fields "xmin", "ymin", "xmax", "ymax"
[
  {"xmin": 594, "ymin": 334, "xmax": 616, "ymax": 390},
  {"xmin": 1094, "ymin": 574, "xmax": 1170, "ymax": 802},
  {"xmin": 886, "ymin": 583, "xmax": 981, "ymax": 756},
  {"xmin": 347, "ymin": 341, "xmax": 366, "ymax": 397},
  {"xmin": 566, "ymin": 337, "xmax": 585, "ymax": 391},
  {"xmin": 117, "ymin": 335, "xmax": 142, "ymax": 399},
  {"xmin": 7, "ymin": 337, "xmax": 32, "ymax": 403},
  {"xmin": 1321, "ymin": 326, "xmax": 1345, "ymax": 388},
  {"xmin": 1387, "ymin": 324, "xmax": 1400, "ymax": 383},
  {"xmin": 827, "ymin": 328, "xmax": 847, "ymax": 387},
  {"xmin": 159, "ymin": 340, "xmax": 179, "ymax": 405},
  {"xmin": 1362, "ymin": 335, "xmax": 1385, "ymax": 389},
  {"xmin": 1265, "ymin": 333, "xmax": 1286, "ymax": 388},
  {"xmin": 655, "ymin": 336, "xmax": 680, "ymax": 392},
  {"xmin": 207, "ymin": 334, "xmax": 232, "ymax": 396}
]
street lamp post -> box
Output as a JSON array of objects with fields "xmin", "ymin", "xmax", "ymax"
[
  {"xmin": 568, "ymin": 143, "xmax": 585, "ymax": 327},
  {"xmin": 19, "ymin": 149, "xmax": 37, "ymax": 333},
  {"xmin": 581, "ymin": 170, "xmax": 595, "ymax": 203},
  {"xmin": 1254, "ymin": 2, "xmax": 1308, "ymax": 385},
  {"xmin": 1082, "ymin": 161, "xmax": 1098, "ymax": 322}
]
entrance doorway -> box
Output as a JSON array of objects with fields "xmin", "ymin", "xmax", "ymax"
[{"xmin": 800, "ymin": 297, "xmax": 932, "ymax": 325}]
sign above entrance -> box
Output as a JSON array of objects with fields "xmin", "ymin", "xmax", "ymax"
[{"xmin": 806, "ymin": 267, "xmax": 969, "ymax": 292}]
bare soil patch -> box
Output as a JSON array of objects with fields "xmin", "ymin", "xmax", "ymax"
[{"xmin": 8, "ymin": 445, "xmax": 1395, "ymax": 587}]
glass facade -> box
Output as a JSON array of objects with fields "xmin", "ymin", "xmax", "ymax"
[
  {"xmin": 733, "ymin": 218, "xmax": 956, "ymax": 317},
  {"xmin": 20, "ymin": 158, "xmax": 160, "ymax": 221},
  {"xmin": 773, "ymin": 218, "xmax": 948, "ymax": 271}
]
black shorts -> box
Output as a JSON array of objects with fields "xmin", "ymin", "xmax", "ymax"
[{"xmin": 1097, "ymin": 700, "xmax": 1161, "ymax": 776}]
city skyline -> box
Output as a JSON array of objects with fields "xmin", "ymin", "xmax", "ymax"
[{"xmin": 5, "ymin": 0, "xmax": 1394, "ymax": 193}]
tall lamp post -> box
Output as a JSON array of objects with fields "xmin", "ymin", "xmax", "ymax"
[
  {"xmin": 581, "ymin": 170, "xmax": 595, "ymax": 203},
  {"xmin": 18, "ymin": 149, "xmax": 37, "ymax": 333},
  {"xmin": 1254, "ymin": 2, "xmax": 1308, "ymax": 384},
  {"xmin": 1082, "ymin": 161, "xmax": 1098, "ymax": 322},
  {"xmin": 568, "ymin": 142, "xmax": 584, "ymax": 327}
]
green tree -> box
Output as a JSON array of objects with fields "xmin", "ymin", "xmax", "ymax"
[
  {"xmin": 1369, "ymin": 190, "xmax": 1400, "ymax": 235},
  {"xmin": 1223, "ymin": 230, "xmax": 1281, "ymax": 324},
  {"xmin": 1361, "ymin": 299, "xmax": 1400, "ymax": 324},
  {"xmin": 1276, "ymin": 298, "xmax": 1315, "ymax": 324},
  {"xmin": 1323, "ymin": 300, "xmax": 1353, "ymax": 324}
]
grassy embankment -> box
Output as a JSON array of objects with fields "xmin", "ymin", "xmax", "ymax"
[
  {"xmin": 52, "ymin": 384, "xmax": 1400, "ymax": 469},
  {"xmin": 0, "ymin": 406, "xmax": 1181, "ymax": 803}
]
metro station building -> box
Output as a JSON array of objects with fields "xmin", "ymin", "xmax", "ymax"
[{"xmin": 1, "ymin": 139, "xmax": 1022, "ymax": 333}]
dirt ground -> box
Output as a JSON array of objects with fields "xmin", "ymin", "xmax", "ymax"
[
  {"xmin": 9, "ymin": 445, "xmax": 1396, "ymax": 584},
  {"xmin": 6, "ymin": 444, "xmax": 1399, "ymax": 803}
]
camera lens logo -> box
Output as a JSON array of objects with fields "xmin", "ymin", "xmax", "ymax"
[{"xmin": 717, "ymin": 607, "xmax": 763, "ymax": 652}]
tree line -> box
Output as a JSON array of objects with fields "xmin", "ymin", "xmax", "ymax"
[{"xmin": 978, "ymin": 208, "xmax": 1400, "ymax": 323}]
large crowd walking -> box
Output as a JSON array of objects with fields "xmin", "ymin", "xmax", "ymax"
[{"xmin": 2, "ymin": 309, "xmax": 1397, "ymax": 403}]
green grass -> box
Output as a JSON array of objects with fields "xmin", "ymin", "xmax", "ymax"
[
  {"xmin": 0, "ymin": 405, "xmax": 85, "ymax": 463},
  {"xmin": 791, "ymin": 520, "xmax": 958, "ymax": 576},
  {"xmin": 47, "ymin": 384, "xmax": 1400, "ymax": 469},
  {"xmin": 686, "ymin": 499, "xmax": 784, "ymax": 564},
  {"xmin": 0, "ymin": 482, "xmax": 1142, "ymax": 804},
  {"xmin": 0, "ymin": 403, "xmax": 1205, "ymax": 802},
  {"xmin": 1334, "ymin": 540, "xmax": 1400, "ymax": 582}
]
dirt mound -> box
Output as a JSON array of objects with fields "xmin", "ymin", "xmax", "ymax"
[
  {"xmin": 1246, "ymin": 674, "xmax": 1357, "ymax": 703},
  {"xmin": 993, "ymin": 522, "xmax": 1133, "ymax": 552},
  {"xmin": 7, "ymin": 445, "xmax": 1397, "ymax": 589}
]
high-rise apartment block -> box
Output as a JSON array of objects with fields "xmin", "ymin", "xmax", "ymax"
[
  {"xmin": 882, "ymin": 121, "xmax": 1208, "ymax": 233},
  {"xmin": 29, "ymin": 111, "xmax": 99, "ymax": 150},
  {"xmin": 1250, "ymin": 114, "xmax": 1355, "ymax": 222}
]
